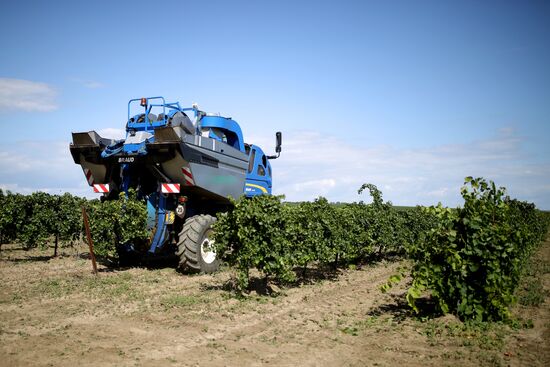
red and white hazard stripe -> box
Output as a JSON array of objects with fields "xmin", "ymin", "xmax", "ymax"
[
  {"xmin": 93, "ymin": 184, "xmax": 110, "ymax": 193},
  {"xmin": 161, "ymin": 183, "xmax": 181, "ymax": 194},
  {"xmin": 83, "ymin": 168, "xmax": 95, "ymax": 186},
  {"xmin": 181, "ymin": 166, "xmax": 195, "ymax": 186}
]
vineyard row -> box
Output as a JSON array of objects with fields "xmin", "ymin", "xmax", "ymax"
[{"xmin": 1, "ymin": 177, "xmax": 549, "ymax": 321}]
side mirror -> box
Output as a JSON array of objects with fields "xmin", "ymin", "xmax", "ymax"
[{"xmin": 268, "ymin": 132, "xmax": 282, "ymax": 159}]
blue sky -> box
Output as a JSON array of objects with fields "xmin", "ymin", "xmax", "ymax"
[{"xmin": 1, "ymin": 0, "xmax": 549, "ymax": 208}]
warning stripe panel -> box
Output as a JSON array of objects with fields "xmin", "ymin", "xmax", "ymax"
[
  {"xmin": 84, "ymin": 168, "xmax": 94, "ymax": 186},
  {"xmin": 161, "ymin": 183, "xmax": 180, "ymax": 194},
  {"xmin": 181, "ymin": 167, "xmax": 195, "ymax": 186},
  {"xmin": 93, "ymin": 184, "xmax": 109, "ymax": 193}
]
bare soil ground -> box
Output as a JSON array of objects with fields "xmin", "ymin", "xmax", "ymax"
[{"xmin": 1, "ymin": 237, "xmax": 549, "ymax": 367}]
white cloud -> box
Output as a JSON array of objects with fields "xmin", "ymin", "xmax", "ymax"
[
  {"xmin": 251, "ymin": 129, "xmax": 550, "ymax": 209},
  {"xmin": 0, "ymin": 78, "xmax": 58, "ymax": 112},
  {"xmin": 98, "ymin": 127, "xmax": 126, "ymax": 140},
  {"xmin": 292, "ymin": 178, "xmax": 336, "ymax": 195},
  {"xmin": 70, "ymin": 78, "xmax": 105, "ymax": 89},
  {"xmin": 1, "ymin": 129, "xmax": 549, "ymax": 209},
  {"xmin": 0, "ymin": 140, "xmax": 94, "ymax": 198},
  {"xmin": 83, "ymin": 81, "xmax": 105, "ymax": 89}
]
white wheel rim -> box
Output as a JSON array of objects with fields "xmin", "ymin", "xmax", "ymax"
[{"xmin": 200, "ymin": 237, "xmax": 216, "ymax": 264}]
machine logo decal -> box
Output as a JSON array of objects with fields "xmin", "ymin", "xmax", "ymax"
[
  {"xmin": 245, "ymin": 183, "xmax": 268, "ymax": 194},
  {"xmin": 165, "ymin": 211, "xmax": 175, "ymax": 224},
  {"xmin": 118, "ymin": 157, "xmax": 135, "ymax": 163}
]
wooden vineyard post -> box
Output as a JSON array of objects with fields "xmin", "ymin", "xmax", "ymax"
[{"xmin": 81, "ymin": 206, "xmax": 98, "ymax": 275}]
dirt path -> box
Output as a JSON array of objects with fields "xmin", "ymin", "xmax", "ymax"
[{"xmin": 1, "ymin": 240, "xmax": 549, "ymax": 367}]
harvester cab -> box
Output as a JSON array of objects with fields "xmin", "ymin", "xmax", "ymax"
[{"xmin": 70, "ymin": 96, "xmax": 282, "ymax": 273}]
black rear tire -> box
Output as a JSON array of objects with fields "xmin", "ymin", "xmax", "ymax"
[{"xmin": 176, "ymin": 215, "xmax": 219, "ymax": 273}]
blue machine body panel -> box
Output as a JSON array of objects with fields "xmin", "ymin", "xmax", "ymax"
[
  {"xmin": 149, "ymin": 193, "xmax": 168, "ymax": 253},
  {"xmin": 199, "ymin": 116, "xmax": 245, "ymax": 152},
  {"xmin": 244, "ymin": 144, "xmax": 272, "ymax": 197}
]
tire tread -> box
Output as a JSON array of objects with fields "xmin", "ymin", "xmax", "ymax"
[{"xmin": 177, "ymin": 214, "xmax": 217, "ymax": 273}]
